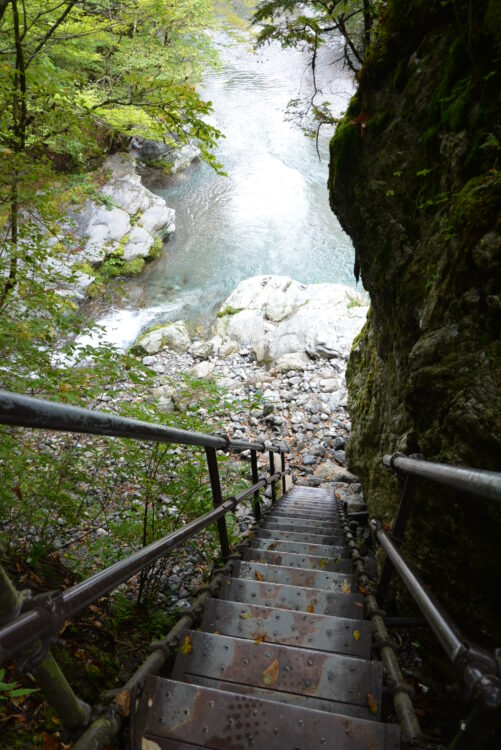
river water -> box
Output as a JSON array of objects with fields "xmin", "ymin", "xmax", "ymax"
[{"xmin": 89, "ymin": 24, "xmax": 356, "ymax": 349}]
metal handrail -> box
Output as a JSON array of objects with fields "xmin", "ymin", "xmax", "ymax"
[
  {"xmin": 383, "ymin": 453, "xmax": 501, "ymax": 502},
  {"xmin": 371, "ymin": 521, "xmax": 501, "ymax": 711},
  {"xmin": 376, "ymin": 453, "xmax": 501, "ymax": 747},
  {"xmin": 0, "ymin": 389, "xmax": 287, "ymax": 454},
  {"xmin": 1, "ymin": 492, "xmax": 250, "ymax": 663},
  {"xmin": 0, "ymin": 388, "xmax": 291, "ymax": 730}
]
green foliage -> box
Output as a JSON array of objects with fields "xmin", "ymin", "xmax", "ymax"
[
  {"xmin": 149, "ymin": 236, "xmax": 164, "ymax": 260},
  {"xmin": 0, "ymin": 668, "xmax": 38, "ymax": 705},
  {"xmin": 252, "ymin": 1, "xmax": 381, "ymax": 132},
  {"xmin": 216, "ymin": 305, "xmax": 243, "ymax": 317},
  {"xmin": 0, "ymin": 0, "xmax": 223, "ymax": 344}
]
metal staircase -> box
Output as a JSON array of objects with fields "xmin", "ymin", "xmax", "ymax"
[{"xmin": 134, "ymin": 485, "xmax": 401, "ymax": 749}]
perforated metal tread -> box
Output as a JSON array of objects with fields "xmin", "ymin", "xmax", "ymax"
[
  {"xmin": 172, "ymin": 629, "xmax": 383, "ymax": 721},
  {"xmin": 135, "ymin": 677, "xmax": 401, "ymax": 750},
  {"xmin": 249, "ymin": 537, "xmax": 346, "ymax": 558},
  {"xmin": 232, "ymin": 558, "xmax": 353, "ymax": 585},
  {"xmin": 262, "ymin": 519, "xmax": 343, "ymax": 535},
  {"xmin": 255, "ymin": 528, "xmax": 345, "ymax": 545},
  {"xmin": 220, "ymin": 576, "xmax": 362, "ymax": 618},
  {"xmin": 133, "ymin": 485, "xmax": 396, "ymax": 749},
  {"xmin": 263, "ymin": 515, "xmax": 342, "ymax": 530},
  {"xmin": 201, "ymin": 598, "xmax": 371, "ymax": 658},
  {"xmin": 243, "ymin": 547, "xmax": 347, "ymax": 572}
]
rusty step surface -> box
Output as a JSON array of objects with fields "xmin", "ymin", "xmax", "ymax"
[
  {"xmin": 249, "ymin": 537, "xmax": 346, "ymax": 558},
  {"xmin": 243, "ymin": 548, "xmax": 346, "ymax": 571},
  {"xmin": 255, "ymin": 528, "xmax": 345, "ymax": 545},
  {"xmin": 220, "ymin": 576, "xmax": 363, "ymax": 618},
  {"xmin": 232, "ymin": 559, "xmax": 353, "ymax": 586},
  {"xmin": 201, "ymin": 598, "xmax": 371, "ymax": 658},
  {"xmin": 135, "ymin": 677, "xmax": 401, "ymax": 750},
  {"xmin": 172, "ymin": 629, "xmax": 383, "ymax": 720}
]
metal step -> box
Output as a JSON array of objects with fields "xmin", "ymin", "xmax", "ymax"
[
  {"xmin": 135, "ymin": 677, "xmax": 401, "ymax": 749},
  {"xmin": 278, "ymin": 499, "xmax": 338, "ymax": 509},
  {"xmin": 267, "ymin": 509, "xmax": 338, "ymax": 521},
  {"xmin": 172, "ymin": 630, "xmax": 383, "ymax": 720},
  {"xmin": 202, "ymin": 598, "xmax": 371, "ymax": 658},
  {"xmin": 220, "ymin": 576, "xmax": 363, "ymax": 618},
  {"xmin": 233, "ymin": 559, "xmax": 353, "ymax": 587},
  {"xmin": 250, "ymin": 537, "xmax": 345, "ymax": 558},
  {"xmin": 255, "ymin": 528, "xmax": 345, "ymax": 545},
  {"xmin": 243, "ymin": 547, "xmax": 345, "ymax": 572},
  {"xmin": 264, "ymin": 514, "xmax": 342, "ymax": 530},
  {"xmin": 286, "ymin": 488, "xmax": 334, "ymax": 497},
  {"xmin": 263, "ymin": 519, "xmax": 344, "ymax": 535}
]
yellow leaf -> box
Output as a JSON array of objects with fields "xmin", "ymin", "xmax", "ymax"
[
  {"xmin": 240, "ymin": 612, "xmax": 252, "ymax": 620},
  {"xmin": 319, "ymin": 559, "xmax": 329, "ymax": 570},
  {"xmin": 253, "ymin": 634, "xmax": 266, "ymax": 645},
  {"xmin": 113, "ymin": 689, "xmax": 131, "ymax": 717},
  {"xmin": 180, "ymin": 635, "xmax": 193, "ymax": 655},
  {"xmin": 306, "ymin": 603, "xmax": 315, "ymax": 614},
  {"xmin": 341, "ymin": 580, "xmax": 351, "ymax": 593},
  {"xmin": 353, "ymin": 630, "xmax": 360, "ymax": 641},
  {"xmin": 367, "ymin": 693, "xmax": 378, "ymax": 715},
  {"xmin": 255, "ymin": 570, "xmax": 264, "ymax": 582},
  {"xmin": 262, "ymin": 657, "xmax": 279, "ymax": 686}
]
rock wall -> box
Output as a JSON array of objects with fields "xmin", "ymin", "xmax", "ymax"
[{"xmin": 329, "ymin": 0, "xmax": 501, "ymax": 642}]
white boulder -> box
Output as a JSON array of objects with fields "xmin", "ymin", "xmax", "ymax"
[
  {"xmin": 214, "ymin": 276, "xmax": 368, "ymax": 366},
  {"xmin": 134, "ymin": 321, "xmax": 191, "ymax": 356},
  {"xmin": 190, "ymin": 361, "xmax": 215, "ymax": 379},
  {"xmin": 122, "ymin": 226, "xmax": 154, "ymax": 261}
]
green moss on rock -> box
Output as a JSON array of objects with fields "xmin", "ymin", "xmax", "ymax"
[{"xmin": 330, "ymin": 0, "xmax": 501, "ymax": 643}]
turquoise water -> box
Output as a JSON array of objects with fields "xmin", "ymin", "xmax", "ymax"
[{"xmin": 105, "ymin": 29, "xmax": 357, "ymax": 347}]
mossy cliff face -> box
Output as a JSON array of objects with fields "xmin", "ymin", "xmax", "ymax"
[{"xmin": 329, "ymin": 0, "xmax": 501, "ymax": 642}]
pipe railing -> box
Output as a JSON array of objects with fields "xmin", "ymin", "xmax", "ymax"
[
  {"xmin": 375, "ymin": 453, "xmax": 501, "ymax": 748},
  {"xmin": 0, "ymin": 388, "xmax": 290, "ymax": 732},
  {"xmin": 0, "ymin": 390, "xmax": 286, "ymax": 455},
  {"xmin": 383, "ymin": 453, "xmax": 501, "ymax": 503}
]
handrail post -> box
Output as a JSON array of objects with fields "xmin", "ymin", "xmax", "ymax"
[
  {"xmin": 0, "ymin": 561, "xmax": 90, "ymax": 730},
  {"xmin": 250, "ymin": 450, "xmax": 261, "ymax": 521},
  {"xmin": 268, "ymin": 450, "xmax": 276, "ymax": 503},
  {"xmin": 379, "ymin": 474, "xmax": 418, "ymax": 600},
  {"xmin": 281, "ymin": 451, "xmax": 287, "ymax": 495},
  {"xmin": 205, "ymin": 448, "xmax": 230, "ymax": 558}
]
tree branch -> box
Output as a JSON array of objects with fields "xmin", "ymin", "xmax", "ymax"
[{"xmin": 26, "ymin": 0, "xmax": 76, "ymax": 67}]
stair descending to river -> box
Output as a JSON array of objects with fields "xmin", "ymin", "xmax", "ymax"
[{"xmin": 134, "ymin": 486, "xmax": 401, "ymax": 749}]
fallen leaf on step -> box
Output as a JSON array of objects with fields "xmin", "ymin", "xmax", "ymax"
[
  {"xmin": 253, "ymin": 634, "xmax": 266, "ymax": 645},
  {"xmin": 262, "ymin": 658, "xmax": 279, "ymax": 686},
  {"xmin": 240, "ymin": 612, "xmax": 252, "ymax": 620},
  {"xmin": 341, "ymin": 580, "xmax": 351, "ymax": 593},
  {"xmin": 319, "ymin": 558, "xmax": 329, "ymax": 569},
  {"xmin": 180, "ymin": 635, "xmax": 193, "ymax": 655},
  {"xmin": 306, "ymin": 603, "xmax": 315, "ymax": 613},
  {"xmin": 367, "ymin": 693, "xmax": 378, "ymax": 715},
  {"xmin": 113, "ymin": 689, "xmax": 131, "ymax": 717},
  {"xmin": 255, "ymin": 570, "xmax": 264, "ymax": 582},
  {"xmin": 359, "ymin": 585, "xmax": 370, "ymax": 594},
  {"xmin": 353, "ymin": 630, "xmax": 360, "ymax": 641}
]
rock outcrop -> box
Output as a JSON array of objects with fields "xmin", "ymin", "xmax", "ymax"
[
  {"xmin": 329, "ymin": 1, "xmax": 501, "ymax": 641},
  {"xmin": 51, "ymin": 153, "xmax": 175, "ymax": 298},
  {"xmin": 210, "ymin": 275, "xmax": 368, "ymax": 366}
]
